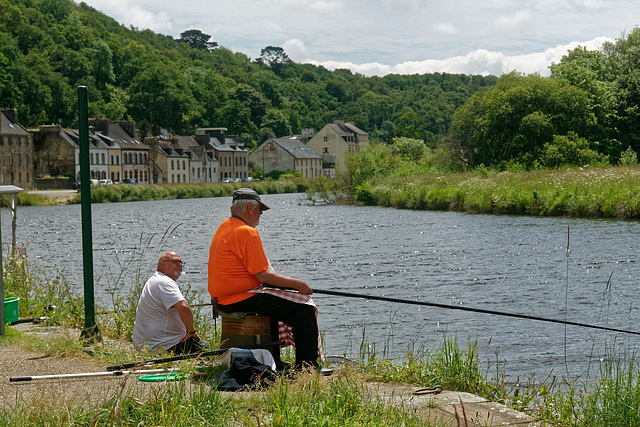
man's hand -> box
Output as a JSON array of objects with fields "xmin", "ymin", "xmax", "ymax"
[{"xmin": 256, "ymin": 269, "xmax": 313, "ymax": 295}]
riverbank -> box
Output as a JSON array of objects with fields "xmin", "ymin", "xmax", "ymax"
[
  {"xmin": 22, "ymin": 165, "xmax": 640, "ymax": 220},
  {"xmin": 354, "ymin": 164, "xmax": 640, "ymax": 219},
  {"xmin": 0, "ymin": 322, "xmax": 544, "ymax": 426}
]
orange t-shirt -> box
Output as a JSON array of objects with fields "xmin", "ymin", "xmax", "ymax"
[{"xmin": 208, "ymin": 217, "xmax": 270, "ymax": 305}]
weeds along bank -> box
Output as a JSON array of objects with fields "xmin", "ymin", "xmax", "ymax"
[
  {"xmin": 352, "ymin": 165, "xmax": 640, "ymax": 219},
  {"xmin": 16, "ymin": 180, "xmax": 309, "ymax": 206},
  {"xmin": 4, "ymin": 251, "xmax": 640, "ymax": 425}
]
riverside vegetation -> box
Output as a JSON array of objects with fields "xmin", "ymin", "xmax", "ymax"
[
  {"xmin": 2, "ymin": 245, "xmax": 640, "ymax": 425},
  {"xmin": 18, "ymin": 161, "xmax": 640, "ymax": 220}
]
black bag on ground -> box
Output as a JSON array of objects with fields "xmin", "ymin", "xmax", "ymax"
[{"xmin": 212, "ymin": 350, "xmax": 276, "ymax": 391}]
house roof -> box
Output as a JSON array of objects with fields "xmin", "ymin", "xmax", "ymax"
[
  {"xmin": 107, "ymin": 123, "xmax": 147, "ymax": 150},
  {"xmin": 271, "ymin": 136, "xmax": 321, "ymax": 159},
  {"xmin": 0, "ymin": 112, "xmax": 30, "ymax": 136},
  {"xmin": 63, "ymin": 129, "xmax": 111, "ymax": 149},
  {"xmin": 329, "ymin": 120, "xmax": 368, "ymax": 136},
  {"xmin": 207, "ymin": 135, "xmax": 247, "ymax": 153}
]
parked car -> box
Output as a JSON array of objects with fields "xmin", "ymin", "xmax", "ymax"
[
  {"xmin": 90, "ymin": 179, "xmax": 99, "ymax": 186},
  {"xmin": 122, "ymin": 178, "xmax": 137, "ymax": 185},
  {"xmin": 99, "ymin": 179, "xmax": 113, "ymax": 185},
  {"xmin": 221, "ymin": 177, "xmax": 234, "ymax": 183}
]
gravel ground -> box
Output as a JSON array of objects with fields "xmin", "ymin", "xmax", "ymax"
[{"xmin": 0, "ymin": 323, "xmax": 162, "ymax": 412}]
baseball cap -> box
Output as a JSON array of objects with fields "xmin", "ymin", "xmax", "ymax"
[{"xmin": 232, "ymin": 188, "xmax": 270, "ymax": 211}]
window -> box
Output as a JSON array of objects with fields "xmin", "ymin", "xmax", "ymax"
[
  {"xmin": 323, "ymin": 136, "xmax": 327, "ymax": 142},
  {"xmin": 91, "ymin": 153, "xmax": 94, "ymax": 164},
  {"xmin": 18, "ymin": 173, "xmax": 22, "ymax": 183},
  {"xmin": 183, "ymin": 174, "xmax": 186, "ymax": 182},
  {"xmin": 183, "ymin": 160, "xmax": 186, "ymax": 170},
  {"xmin": 16, "ymin": 137, "xmax": 21, "ymax": 147},
  {"xmin": 18, "ymin": 154, "xmax": 21, "ymax": 166},
  {"xmin": 101, "ymin": 153, "xmax": 105, "ymax": 164},
  {"xmin": 177, "ymin": 174, "xmax": 180, "ymax": 183},
  {"xmin": 171, "ymin": 160, "xmax": 175, "ymax": 170}
]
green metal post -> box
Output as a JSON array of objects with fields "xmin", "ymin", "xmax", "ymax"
[{"xmin": 78, "ymin": 86, "xmax": 100, "ymax": 342}]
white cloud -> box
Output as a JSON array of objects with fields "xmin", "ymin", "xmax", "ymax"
[
  {"xmin": 306, "ymin": 37, "xmax": 613, "ymax": 77},
  {"xmin": 283, "ymin": 39, "xmax": 309, "ymax": 62}
]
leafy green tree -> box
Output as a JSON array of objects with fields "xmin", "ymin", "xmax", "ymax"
[
  {"xmin": 550, "ymin": 47, "xmax": 619, "ymax": 157},
  {"xmin": 91, "ymin": 39, "xmax": 115, "ymax": 88},
  {"xmin": 178, "ymin": 29, "xmax": 218, "ymax": 50},
  {"xmin": 390, "ymin": 137, "xmax": 426, "ymax": 161},
  {"xmin": 619, "ymin": 146, "xmax": 638, "ymax": 165},
  {"xmin": 259, "ymin": 46, "xmax": 290, "ymax": 75},
  {"xmin": 540, "ymin": 132, "xmax": 609, "ymax": 168},
  {"xmin": 448, "ymin": 72, "xmax": 594, "ymax": 167},
  {"xmin": 219, "ymin": 100, "xmax": 258, "ymax": 136},
  {"xmin": 127, "ymin": 63, "xmax": 195, "ymax": 130}
]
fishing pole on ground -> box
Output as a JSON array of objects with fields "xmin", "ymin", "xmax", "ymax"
[
  {"xmin": 313, "ymin": 289, "xmax": 640, "ymax": 336},
  {"xmin": 106, "ymin": 340, "xmax": 285, "ymax": 371},
  {"xmin": 10, "ymin": 368, "xmax": 176, "ymax": 383}
]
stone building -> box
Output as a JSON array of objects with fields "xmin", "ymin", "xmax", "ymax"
[
  {"xmin": 249, "ymin": 136, "xmax": 322, "ymax": 178},
  {"xmin": 195, "ymin": 128, "xmax": 247, "ymax": 181},
  {"xmin": 0, "ymin": 108, "xmax": 35, "ymax": 189},
  {"xmin": 305, "ymin": 120, "xmax": 369, "ymax": 176}
]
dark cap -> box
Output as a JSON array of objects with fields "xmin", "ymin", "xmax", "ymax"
[{"xmin": 232, "ymin": 188, "xmax": 270, "ymax": 211}]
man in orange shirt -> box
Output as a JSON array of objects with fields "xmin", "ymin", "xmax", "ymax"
[{"xmin": 208, "ymin": 188, "xmax": 319, "ymax": 369}]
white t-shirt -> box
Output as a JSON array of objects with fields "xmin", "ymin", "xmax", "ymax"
[{"xmin": 132, "ymin": 271, "xmax": 187, "ymax": 351}]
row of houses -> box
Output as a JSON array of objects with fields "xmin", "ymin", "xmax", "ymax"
[{"xmin": 0, "ymin": 107, "xmax": 370, "ymax": 190}]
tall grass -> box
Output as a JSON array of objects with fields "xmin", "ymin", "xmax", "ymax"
[
  {"xmin": 355, "ymin": 165, "xmax": 640, "ymax": 218},
  {"xmin": 80, "ymin": 180, "xmax": 308, "ymax": 204},
  {"xmin": 9, "ymin": 251, "xmax": 640, "ymax": 425}
]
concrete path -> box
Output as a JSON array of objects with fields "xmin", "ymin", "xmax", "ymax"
[{"xmin": 366, "ymin": 383, "xmax": 552, "ymax": 426}]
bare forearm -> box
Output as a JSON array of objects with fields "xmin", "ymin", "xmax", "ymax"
[{"xmin": 255, "ymin": 270, "xmax": 313, "ymax": 294}]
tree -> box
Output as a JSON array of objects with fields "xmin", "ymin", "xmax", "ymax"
[
  {"xmin": 390, "ymin": 137, "xmax": 426, "ymax": 161},
  {"xmin": 259, "ymin": 46, "xmax": 290, "ymax": 75},
  {"xmin": 550, "ymin": 47, "xmax": 619, "ymax": 157},
  {"xmin": 178, "ymin": 29, "xmax": 218, "ymax": 51},
  {"xmin": 448, "ymin": 72, "xmax": 594, "ymax": 167}
]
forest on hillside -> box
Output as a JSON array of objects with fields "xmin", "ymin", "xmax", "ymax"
[
  {"xmin": 0, "ymin": 0, "xmax": 496, "ymax": 153},
  {"xmin": 3, "ymin": 0, "xmax": 640, "ymax": 169}
]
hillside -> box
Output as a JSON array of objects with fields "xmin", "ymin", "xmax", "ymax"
[{"xmin": 0, "ymin": 0, "xmax": 497, "ymax": 150}]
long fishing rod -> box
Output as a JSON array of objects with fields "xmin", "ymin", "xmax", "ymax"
[
  {"xmin": 314, "ymin": 289, "xmax": 640, "ymax": 336},
  {"xmin": 10, "ymin": 368, "xmax": 175, "ymax": 383},
  {"xmin": 107, "ymin": 340, "xmax": 285, "ymax": 371}
]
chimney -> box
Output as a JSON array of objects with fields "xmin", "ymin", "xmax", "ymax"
[
  {"xmin": 116, "ymin": 121, "xmax": 137, "ymax": 138},
  {"xmin": 89, "ymin": 118, "xmax": 109, "ymax": 135},
  {"xmin": 0, "ymin": 108, "xmax": 17, "ymax": 123}
]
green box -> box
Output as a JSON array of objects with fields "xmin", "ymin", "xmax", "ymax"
[{"xmin": 4, "ymin": 297, "xmax": 19, "ymax": 323}]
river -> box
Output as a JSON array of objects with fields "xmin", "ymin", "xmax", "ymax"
[{"xmin": 3, "ymin": 192, "xmax": 640, "ymax": 378}]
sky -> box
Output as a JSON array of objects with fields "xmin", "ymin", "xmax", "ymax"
[{"xmin": 78, "ymin": 0, "xmax": 640, "ymax": 77}]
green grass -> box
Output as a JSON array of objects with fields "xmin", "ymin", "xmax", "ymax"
[
  {"xmin": 77, "ymin": 179, "xmax": 309, "ymax": 204},
  {"xmin": 352, "ymin": 165, "xmax": 640, "ymax": 219},
  {"xmin": 8, "ymin": 246, "xmax": 640, "ymax": 426}
]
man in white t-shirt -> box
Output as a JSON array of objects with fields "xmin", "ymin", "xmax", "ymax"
[{"xmin": 132, "ymin": 252, "xmax": 207, "ymax": 354}]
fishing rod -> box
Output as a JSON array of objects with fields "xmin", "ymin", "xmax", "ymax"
[
  {"xmin": 107, "ymin": 340, "xmax": 285, "ymax": 371},
  {"xmin": 10, "ymin": 368, "xmax": 175, "ymax": 382},
  {"xmin": 313, "ymin": 289, "xmax": 640, "ymax": 336}
]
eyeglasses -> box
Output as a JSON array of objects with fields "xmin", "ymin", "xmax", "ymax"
[{"xmin": 163, "ymin": 259, "xmax": 185, "ymax": 266}]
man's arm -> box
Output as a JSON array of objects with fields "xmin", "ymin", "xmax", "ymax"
[
  {"xmin": 254, "ymin": 269, "xmax": 313, "ymax": 295},
  {"xmin": 172, "ymin": 300, "xmax": 201, "ymax": 340}
]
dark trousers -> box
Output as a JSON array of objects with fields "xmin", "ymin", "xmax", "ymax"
[{"xmin": 219, "ymin": 293, "xmax": 319, "ymax": 368}]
